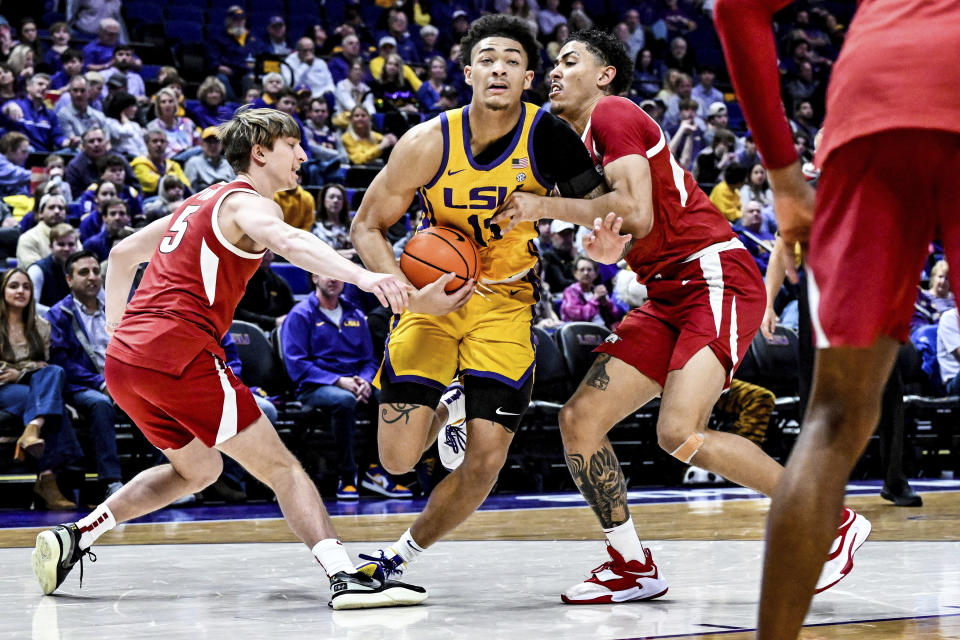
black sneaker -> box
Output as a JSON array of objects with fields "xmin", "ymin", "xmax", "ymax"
[
  {"xmin": 32, "ymin": 524, "xmax": 97, "ymax": 595},
  {"xmin": 329, "ymin": 564, "xmax": 427, "ymax": 610}
]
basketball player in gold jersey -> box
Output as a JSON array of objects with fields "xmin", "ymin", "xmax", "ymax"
[{"xmin": 350, "ymin": 15, "xmax": 604, "ymax": 589}]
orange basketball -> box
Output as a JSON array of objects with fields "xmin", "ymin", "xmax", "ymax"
[{"xmin": 400, "ymin": 226, "xmax": 480, "ymax": 292}]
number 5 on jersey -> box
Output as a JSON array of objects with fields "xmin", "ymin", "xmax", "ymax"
[{"xmin": 159, "ymin": 205, "xmax": 200, "ymax": 253}]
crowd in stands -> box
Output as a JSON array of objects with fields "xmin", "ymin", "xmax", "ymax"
[{"xmin": 1, "ymin": 0, "xmax": 954, "ymax": 508}]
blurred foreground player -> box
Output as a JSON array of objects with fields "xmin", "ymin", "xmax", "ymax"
[
  {"xmin": 715, "ymin": 0, "xmax": 960, "ymax": 636},
  {"xmin": 492, "ymin": 30, "xmax": 868, "ymax": 605},
  {"xmin": 31, "ymin": 107, "xmax": 425, "ymax": 610}
]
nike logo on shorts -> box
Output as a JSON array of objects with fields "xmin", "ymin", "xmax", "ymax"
[{"xmin": 495, "ymin": 407, "xmax": 520, "ymax": 416}]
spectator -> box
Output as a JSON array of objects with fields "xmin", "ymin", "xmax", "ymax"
[
  {"xmin": 18, "ymin": 19, "xmax": 42, "ymax": 62},
  {"xmin": 0, "ymin": 62, "xmax": 16, "ymax": 102},
  {"xmin": 184, "ymin": 77, "xmax": 234, "ymax": 130},
  {"xmin": 142, "ymin": 174, "xmax": 185, "ymax": 223},
  {"xmin": 538, "ymin": 0, "xmax": 567, "ymax": 44},
  {"xmin": 210, "ymin": 6, "xmax": 259, "ymax": 97},
  {"xmin": 43, "ymin": 22, "xmax": 73, "ymax": 73},
  {"xmin": 104, "ymin": 91, "xmax": 145, "ymax": 158},
  {"xmin": 0, "ymin": 131, "xmax": 31, "ymax": 198},
  {"xmin": 56, "ymin": 70, "xmax": 104, "ymax": 113},
  {"xmin": 692, "ymin": 66, "xmax": 724, "ymax": 117},
  {"xmin": 83, "ymin": 198, "xmax": 132, "ymax": 261},
  {"xmin": 64, "ymin": 126, "xmax": 114, "ymax": 196},
  {"xmin": 693, "ymin": 128, "xmax": 737, "ymax": 188},
  {"xmin": 784, "ymin": 60, "xmax": 821, "ymax": 113},
  {"xmin": 17, "ymin": 194, "xmax": 70, "ymax": 267},
  {"xmin": 26, "ymin": 223, "xmax": 79, "ymax": 313},
  {"xmin": 273, "ymin": 177, "xmax": 316, "ymax": 232},
  {"xmin": 560, "ymin": 256, "xmax": 620, "ymax": 328},
  {"xmin": 416, "ymin": 24, "xmax": 442, "ymax": 64},
  {"xmin": 664, "ymin": 36, "xmax": 697, "ymax": 77},
  {"xmin": 0, "ymin": 267, "xmax": 81, "ymax": 510},
  {"xmin": 736, "ymin": 132, "xmax": 760, "ymax": 169},
  {"xmin": 328, "ymin": 33, "xmax": 364, "ymax": 84},
  {"xmin": 1, "ymin": 74, "xmax": 72, "ymax": 153},
  {"xmin": 147, "ymin": 88, "xmax": 200, "ymax": 159},
  {"xmin": 506, "ymin": 0, "xmax": 539, "ymax": 36},
  {"xmin": 424, "ymin": 85, "xmax": 460, "ymax": 119},
  {"xmin": 790, "ymin": 99, "xmax": 819, "ymax": 143},
  {"xmin": 183, "ymin": 127, "xmax": 235, "ymax": 193},
  {"xmin": 99, "ymin": 44, "xmax": 144, "ymax": 99},
  {"xmin": 281, "ymin": 273, "xmax": 412, "ymax": 500},
  {"xmin": 46, "ymin": 250, "xmax": 124, "ymax": 499},
  {"xmin": 371, "ymin": 52, "xmax": 421, "ymax": 136},
  {"xmin": 285, "ymin": 37, "xmax": 335, "ymax": 100},
  {"xmin": 416, "ymin": 56, "xmax": 448, "ymax": 113},
  {"xmin": 661, "ymin": 72, "xmax": 695, "ymax": 132},
  {"xmin": 334, "ymin": 60, "xmax": 376, "ymax": 126},
  {"xmin": 76, "ymin": 156, "xmax": 144, "ymax": 237},
  {"xmin": 250, "ymin": 72, "xmax": 286, "ymax": 109},
  {"xmin": 736, "ymin": 200, "xmax": 776, "ymax": 274},
  {"xmin": 541, "ymin": 220, "xmax": 578, "ymax": 293},
  {"xmin": 235, "ymin": 249, "xmax": 294, "ymax": 331},
  {"xmin": 57, "ymin": 75, "xmax": 108, "ymax": 145},
  {"xmin": 739, "ymin": 162, "xmax": 774, "ymax": 211},
  {"xmin": 312, "ymin": 183, "xmax": 353, "ymax": 255},
  {"xmin": 912, "ymin": 260, "xmax": 955, "ymax": 338},
  {"xmin": 369, "ymin": 37, "xmax": 422, "ymax": 91},
  {"xmin": 131, "ymin": 127, "xmax": 190, "ymax": 196},
  {"xmin": 302, "ymin": 99, "xmax": 347, "ymax": 183},
  {"xmin": 342, "ymin": 105, "xmax": 396, "ymax": 165},
  {"xmin": 937, "ymin": 307, "xmax": 960, "ymax": 396},
  {"xmin": 621, "ymin": 8, "xmax": 644, "ymax": 63},
  {"xmin": 7, "ymin": 44, "xmax": 36, "ymax": 87},
  {"xmin": 264, "ymin": 16, "xmax": 291, "ymax": 57},
  {"xmin": 668, "ymin": 98, "xmax": 706, "ymax": 170},
  {"xmin": 449, "ymin": 11, "xmax": 472, "ymax": 50},
  {"xmin": 81, "ymin": 18, "xmax": 123, "ymax": 72},
  {"xmin": 49, "ymin": 49, "xmax": 84, "ymax": 90},
  {"xmin": 545, "ymin": 23, "xmax": 570, "ymax": 64},
  {"xmin": 708, "ymin": 161, "xmax": 748, "ymax": 224}
]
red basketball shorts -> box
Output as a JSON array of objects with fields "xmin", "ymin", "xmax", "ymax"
[
  {"xmin": 105, "ymin": 350, "xmax": 262, "ymax": 450},
  {"xmin": 807, "ymin": 129, "xmax": 960, "ymax": 348},
  {"xmin": 596, "ymin": 242, "xmax": 765, "ymax": 388}
]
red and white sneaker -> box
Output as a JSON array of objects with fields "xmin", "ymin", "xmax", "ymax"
[
  {"xmin": 815, "ymin": 507, "xmax": 871, "ymax": 593},
  {"xmin": 561, "ymin": 544, "xmax": 669, "ymax": 604}
]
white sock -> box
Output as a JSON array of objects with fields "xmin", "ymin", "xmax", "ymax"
[
  {"xmin": 76, "ymin": 504, "xmax": 116, "ymax": 550},
  {"xmin": 603, "ymin": 517, "xmax": 646, "ymax": 564},
  {"xmin": 312, "ymin": 539, "xmax": 354, "ymax": 577},
  {"xmin": 392, "ymin": 528, "xmax": 426, "ymax": 565}
]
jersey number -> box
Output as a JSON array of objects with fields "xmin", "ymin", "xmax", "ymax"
[
  {"xmin": 466, "ymin": 214, "xmax": 502, "ymax": 247},
  {"xmin": 159, "ymin": 205, "xmax": 200, "ymax": 253}
]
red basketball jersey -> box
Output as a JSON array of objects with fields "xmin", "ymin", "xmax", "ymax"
[
  {"xmin": 582, "ymin": 96, "xmax": 734, "ymax": 283},
  {"xmin": 107, "ymin": 180, "xmax": 266, "ymax": 375}
]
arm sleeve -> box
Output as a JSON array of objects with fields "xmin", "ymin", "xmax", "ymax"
[
  {"xmin": 713, "ymin": 0, "xmax": 798, "ymax": 169},
  {"xmin": 532, "ymin": 111, "xmax": 603, "ymax": 198}
]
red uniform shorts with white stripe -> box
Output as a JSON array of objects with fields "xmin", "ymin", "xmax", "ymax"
[
  {"xmin": 596, "ymin": 242, "xmax": 765, "ymax": 388},
  {"xmin": 105, "ymin": 349, "xmax": 262, "ymax": 450},
  {"xmin": 807, "ymin": 129, "xmax": 960, "ymax": 348}
]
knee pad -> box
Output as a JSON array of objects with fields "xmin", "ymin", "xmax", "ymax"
[{"xmin": 669, "ymin": 432, "xmax": 705, "ymax": 464}]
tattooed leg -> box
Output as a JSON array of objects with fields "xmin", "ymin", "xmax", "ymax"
[
  {"xmin": 565, "ymin": 440, "xmax": 629, "ymax": 528},
  {"xmin": 376, "ymin": 402, "xmax": 437, "ymax": 474},
  {"xmin": 381, "ymin": 402, "xmax": 419, "ymax": 425},
  {"xmin": 585, "ymin": 354, "xmax": 612, "ymax": 391}
]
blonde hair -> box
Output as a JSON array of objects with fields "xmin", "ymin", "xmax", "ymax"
[
  {"xmin": 930, "ymin": 260, "xmax": 950, "ymax": 283},
  {"xmin": 218, "ymin": 106, "xmax": 301, "ymax": 173},
  {"xmin": 197, "ymin": 76, "xmax": 227, "ymax": 104}
]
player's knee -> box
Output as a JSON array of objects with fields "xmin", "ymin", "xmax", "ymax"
[
  {"xmin": 461, "ymin": 448, "xmax": 507, "ymax": 486},
  {"xmin": 379, "ymin": 449, "xmax": 417, "ymax": 476},
  {"xmin": 658, "ymin": 427, "xmax": 705, "ymax": 464},
  {"xmin": 558, "ymin": 401, "xmax": 601, "ymax": 446},
  {"xmin": 188, "ymin": 458, "xmax": 223, "ymax": 491}
]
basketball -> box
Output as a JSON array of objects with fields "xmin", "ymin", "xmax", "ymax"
[{"xmin": 400, "ymin": 226, "xmax": 480, "ymax": 292}]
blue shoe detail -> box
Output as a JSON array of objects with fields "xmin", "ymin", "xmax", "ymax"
[{"xmin": 357, "ymin": 548, "xmax": 405, "ymax": 579}]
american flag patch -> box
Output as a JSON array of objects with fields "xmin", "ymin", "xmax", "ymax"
[{"xmin": 511, "ymin": 157, "xmax": 529, "ymax": 169}]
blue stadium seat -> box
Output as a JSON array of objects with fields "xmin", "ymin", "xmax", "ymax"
[
  {"xmin": 165, "ymin": 20, "xmax": 204, "ymax": 45},
  {"xmin": 164, "ymin": 6, "xmax": 204, "ymax": 23},
  {"xmin": 125, "ymin": 2, "xmax": 163, "ymax": 27},
  {"xmin": 271, "ymin": 262, "xmax": 312, "ymax": 295}
]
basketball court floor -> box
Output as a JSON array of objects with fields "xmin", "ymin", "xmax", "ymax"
[{"xmin": 2, "ymin": 480, "xmax": 959, "ymax": 639}]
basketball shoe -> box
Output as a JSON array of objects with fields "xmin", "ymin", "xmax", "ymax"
[
  {"xmin": 361, "ymin": 464, "xmax": 413, "ymax": 498},
  {"xmin": 357, "ymin": 546, "xmax": 408, "ymax": 580},
  {"xmin": 815, "ymin": 507, "xmax": 871, "ymax": 593},
  {"xmin": 329, "ymin": 563, "xmax": 427, "ymax": 610},
  {"xmin": 561, "ymin": 543, "xmax": 669, "ymax": 604},
  {"xmin": 32, "ymin": 523, "xmax": 97, "ymax": 595},
  {"xmin": 437, "ymin": 383, "xmax": 466, "ymax": 471}
]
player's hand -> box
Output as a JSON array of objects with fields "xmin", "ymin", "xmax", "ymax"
[
  {"xmin": 356, "ymin": 271, "xmax": 410, "ymax": 314},
  {"xmin": 408, "ymin": 272, "xmax": 476, "ymax": 315},
  {"xmin": 768, "ymin": 161, "xmax": 815, "ymax": 274},
  {"xmin": 583, "ymin": 213, "xmax": 633, "ymax": 264},
  {"xmin": 491, "ymin": 191, "xmax": 548, "ymax": 234},
  {"xmin": 760, "ymin": 306, "xmax": 778, "ymax": 341}
]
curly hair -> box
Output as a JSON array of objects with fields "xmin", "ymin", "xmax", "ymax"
[
  {"xmin": 565, "ymin": 29, "xmax": 634, "ymax": 96},
  {"xmin": 459, "ymin": 15, "xmax": 540, "ymax": 71}
]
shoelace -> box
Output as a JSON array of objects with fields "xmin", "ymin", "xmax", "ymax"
[
  {"xmin": 76, "ymin": 549, "xmax": 97, "ymax": 589},
  {"xmin": 358, "ymin": 550, "xmax": 404, "ymax": 579},
  {"xmin": 590, "ymin": 560, "xmax": 613, "ymax": 576},
  {"xmin": 444, "ymin": 424, "xmax": 466, "ymax": 454}
]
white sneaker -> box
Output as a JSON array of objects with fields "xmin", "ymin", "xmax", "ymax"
[
  {"xmin": 561, "ymin": 544, "xmax": 669, "ymax": 604},
  {"xmin": 682, "ymin": 466, "xmax": 725, "ymax": 485},
  {"xmin": 815, "ymin": 507, "xmax": 871, "ymax": 593},
  {"xmin": 437, "ymin": 384, "xmax": 466, "ymax": 471}
]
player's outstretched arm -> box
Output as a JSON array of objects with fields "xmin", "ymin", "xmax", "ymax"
[
  {"xmin": 350, "ymin": 121, "xmax": 476, "ymax": 316},
  {"xmin": 493, "ymin": 153, "xmax": 654, "ymax": 241},
  {"xmin": 230, "ymin": 196, "xmax": 409, "ymax": 313},
  {"xmin": 105, "ymin": 213, "xmax": 174, "ymax": 333}
]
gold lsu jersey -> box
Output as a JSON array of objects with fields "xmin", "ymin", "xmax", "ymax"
[{"xmin": 416, "ymin": 102, "xmax": 552, "ymax": 283}]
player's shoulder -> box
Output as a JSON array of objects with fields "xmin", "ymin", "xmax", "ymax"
[
  {"xmin": 594, "ymin": 95, "xmax": 644, "ymax": 119},
  {"xmin": 398, "ymin": 111, "xmax": 447, "ymax": 148},
  {"xmin": 591, "ymin": 96, "xmax": 659, "ymax": 139}
]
